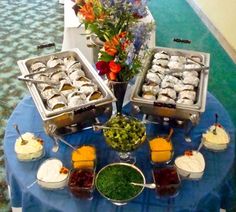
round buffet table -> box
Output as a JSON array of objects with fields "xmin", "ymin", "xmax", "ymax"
[{"xmin": 3, "ymin": 93, "xmax": 235, "ymax": 212}]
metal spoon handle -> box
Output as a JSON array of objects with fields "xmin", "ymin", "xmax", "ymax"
[
  {"xmin": 167, "ymin": 128, "xmax": 174, "ymax": 142},
  {"xmin": 54, "ymin": 135, "xmax": 77, "ymax": 151},
  {"xmin": 197, "ymin": 141, "xmax": 203, "ymax": 153},
  {"xmin": 167, "ymin": 66, "xmax": 209, "ymax": 74},
  {"xmin": 18, "ymin": 76, "xmax": 58, "ymax": 86},
  {"xmin": 93, "ymin": 124, "xmax": 123, "ymax": 131},
  {"xmin": 13, "ymin": 124, "xmax": 27, "ymax": 145},
  {"xmin": 130, "ymin": 182, "xmax": 156, "ymax": 189}
]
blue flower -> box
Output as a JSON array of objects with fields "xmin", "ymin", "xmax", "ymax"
[{"xmin": 132, "ymin": 23, "xmax": 151, "ymax": 53}]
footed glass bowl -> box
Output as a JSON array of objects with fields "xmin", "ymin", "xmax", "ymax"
[{"xmin": 103, "ymin": 114, "xmax": 146, "ymax": 153}]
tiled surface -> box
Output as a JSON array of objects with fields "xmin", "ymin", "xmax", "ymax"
[{"xmin": 0, "ymin": 0, "xmax": 63, "ymax": 210}]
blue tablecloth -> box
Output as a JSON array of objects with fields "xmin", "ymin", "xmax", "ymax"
[{"xmin": 3, "ymin": 93, "xmax": 235, "ymax": 212}]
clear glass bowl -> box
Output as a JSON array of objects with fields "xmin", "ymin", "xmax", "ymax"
[
  {"xmin": 37, "ymin": 158, "xmax": 69, "ymax": 190},
  {"xmin": 149, "ymin": 136, "xmax": 174, "ymax": 164},
  {"xmin": 68, "ymin": 168, "xmax": 95, "ymax": 199},
  {"xmin": 103, "ymin": 114, "xmax": 146, "ymax": 153},
  {"xmin": 15, "ymin": 139, "xmax": 45, "ymax": 162},
  {"xmin": 152, "ymin": 166, "xmax": 181, "ymax": 198},
  {"xmin": 71, "ymin": 145, "xmax": 96, "ymax": 169},
  {"xmin": 202, "ymin": 125, "xmax": 230, "ymax": 152}
]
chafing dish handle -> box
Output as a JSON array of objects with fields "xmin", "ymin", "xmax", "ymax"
[
  {"xmin": 153, "ymin": 102, "xmax": 176, "ymax": 109},
  {"xmin": 74, "ymin": 105, "xmax": 96, "ymax": 115}
]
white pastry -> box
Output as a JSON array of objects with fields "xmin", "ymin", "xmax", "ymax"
[
  {"xmin": 150, "ymin": 65, "xmax": 167, "ymax": 75},
  {"xmin": 178, "ymin": 90, "xmax": 196, "ymax": 101},
  {"xmin": 176, "ymin": 98, "xmax": 194, "ymax": 105},
  {"xmin": 175, "ymin": 150, "xmax": 205, "ymax": 179},
  {"xmin": 183, "ymin": 71, "xmax": 198, "ymax": 78},
  {"xmin": 170, "ymin": 55, "xmax": 186, "ymax": 63},
  {"xmin": 47, "ymin": 56, "xmax": 63, "ymax": 68},
  {"xmin": 142, "ymin": 92, "xmax": 156, "ymax": 100},
  {"xmin": 146, "ymin": 72, "xmax": 161, "ymax": 84},
  {"xmin": 153, "ymin": 59, "xmax": 169, "ymax": 67},
  {"xmin": 159, "ymin": 88, "xmax": 176, "ymax": 100},
  {"xmin": 30, "ymin": 62, "xmax": 46, "ymax": 72},
  {"xmin": 184, "ymin": 63, "xmax": 201, "ymax": 69},
  {"xmin": 168, "ymin": 61, "xmax": 184, "ymax": 69},
  {"xmin": 142, "ymin": 84, "xmax": 160, "ymax": 95},
  {"xmin": 183, "ymin": 76, "xmax": 199, "ymax": 87},
  {"xmin": 154, "ymin": 51, "xmax": 170, "ymax": 60},
  {"xmin": 156, "ymin": 95, "xmax": 176, "ymax": 104}
]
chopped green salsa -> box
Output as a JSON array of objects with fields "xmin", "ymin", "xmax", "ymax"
[
  {"xmin": 96, "ymin": 164, "xmax": 144, "ymax": 201},
  {"xmin": 103, "ymin": 114, "xmax": 146, "ymax": 152}
]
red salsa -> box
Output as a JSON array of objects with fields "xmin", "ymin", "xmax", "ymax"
[
  {"xmin": 153, "ymin": 166, "xmax": 180, "ymax": 197},
  {"xmin": 68, "ymin": 169, "xmax": 94, "ymax": 199}
]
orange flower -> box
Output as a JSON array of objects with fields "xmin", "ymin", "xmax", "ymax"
[
  {"xmin": 104, "ymin": 40, "xmax": 118, "ymax": 56},
  {"xmin": 79, "ymin": 2, "xmax": 95, "ymax": 22},
  {"xmin": 107, "ymin": 72, "xmax": 117, "ymax": 81},
  {"xmin": 104, "ymin": 32, "xmax": 128, "ymax": 56},
  {"xmin": 109, "ymin": 61, "xmax": 121, "ymax": 74}
]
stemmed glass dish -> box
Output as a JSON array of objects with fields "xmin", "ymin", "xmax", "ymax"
[{"xmin": 102, "ymin": 114, "xmax": 146, "ymax": 163}]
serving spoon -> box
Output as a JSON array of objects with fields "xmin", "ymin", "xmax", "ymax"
[
  {"xmin": 13, "ymin": 124, "xmax": 28, "ymax": 145},
  {"xmin": 92, "ymin": 124, "xmax": 124, "ymax": 131},
  {"xmin": 130, "ymin": 182, "xmax": 156, "ymax": 189}
]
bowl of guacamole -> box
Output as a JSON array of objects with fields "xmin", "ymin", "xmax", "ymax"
[{"xmin": 95, "ymin": 163, "xmax": 145, "ymax": 205}]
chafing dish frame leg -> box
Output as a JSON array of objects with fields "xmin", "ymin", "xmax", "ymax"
[{"xmin": 184, "ymin": 114, "xmax": 200, "ymax": 142}]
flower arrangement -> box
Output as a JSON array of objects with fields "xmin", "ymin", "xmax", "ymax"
[{"xmin": 73, "ymin": 0, "xmax": 153, "ymax": 81}]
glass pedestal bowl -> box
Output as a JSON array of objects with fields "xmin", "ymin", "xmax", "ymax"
[{"xmin": 103, "ymin": 114, "xmax": 146, "ymax": 164}]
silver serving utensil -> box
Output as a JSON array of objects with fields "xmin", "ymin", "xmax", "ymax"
[
  {"xmin": 196, "ymin": 141, "xmax": 204, "ymax": 153},
  {"xmin": 166, "ymin": 66, "xmax": 209, "ymax": 75},
  {"xmin": 26, "ymin": 180, "xmax": 37, "ymax": 189},
  {"xmin": 130, "ymin": 182, "xmax": 156, "ymax": 189},
  {"xmin": 13, "ymin": 124, "xmax": 28, "ymax": 145},
  {"xmin": 54, "ymin": 135, "xmax": 78, "ymax": 152},
  {"xmin": 52, "ymin": 136, "xmax": 59, "ymax": 153},
  {"xmin": 18, "ymin": 76, "xmax": 58, "ymax": 86},
  {"xmin": 186, "ymin": 56, "xmax": 205, "ymax": 67},
  {"xmin": 23, "ymin": 65, "xmax": 62, "ymax": 77},
  {"xmin": 166, "ymin": 128, "xmax": 174, "ymax": 142},
  {"xmin": 92, "ymin": 124, "xmax": 124, "ymax": 131}
]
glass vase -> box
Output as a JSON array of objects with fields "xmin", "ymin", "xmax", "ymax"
[{"xmin": 109, "ymin": 81, "xmax": 128, "ymax": 114}]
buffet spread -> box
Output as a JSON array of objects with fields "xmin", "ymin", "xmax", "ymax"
[{"xmin": 15, "ymin": 47, "xmax": 231, "ymax": 205}]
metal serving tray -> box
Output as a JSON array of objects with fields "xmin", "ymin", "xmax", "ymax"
[
  {"xmin": 17, "ymin": 48, "xmax": 116, "ymax": 131},
  {"xmin": 130, "ymin": 47, "xmax": 210, "ymax": 123}
]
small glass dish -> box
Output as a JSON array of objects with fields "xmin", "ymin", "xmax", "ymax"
[
  {"xmin": 14, "ymin": 135, "xmax": 45, "ymax": 162},
  {"xmin": 150, "ymin": 149, "xmax": 174, "ymax": 165},
  {"xmin": 152, "ymin": 166, "xmax": 181, "ymax": 198},
  {"xmin": 37, "ymin": 158, "xmax": 69, "ymax": 190},
  {"xmin": 202, "ymin": 124, "xmax": 230, "ymax": 152},
  {"xmin": 174, "ymin": 150, "xmax": 205, "ymax": 180},
  {"xmin": 68, "ymin": 168, "xmax": 95, "ymax": 199},
  {"xmin": 149, "ymin": 136, "xmax": 174, "ymax": 164},
  {"xmin": 71, "ymin": 145, "xmax": 96, "ymax": 169}
]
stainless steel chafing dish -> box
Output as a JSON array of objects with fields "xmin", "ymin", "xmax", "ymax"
[
  {"xmin": 17, "ymin": 49, "xmax": 116, "ymax": 133},
  {"xmin": 130, "ymin": 47, "xmax": 210, "ymax": 124}
]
